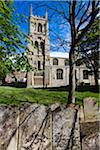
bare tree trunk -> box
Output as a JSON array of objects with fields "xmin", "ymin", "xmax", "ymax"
[
  {"xmin": 68, "ymin": 49, "xmax": 76, "ymax": 104},
  {"xmin": 43, "ymin": 54, "xmax": 45, "ymax": 88},
  {"xmin": 68, "ymin": 0, "xmax": 76, "ymax": 104},
  {"xmin": 42, "ymin": 41, "xmax": 45, "ymax": 88},
  {"xmin": 94, "ymin": 69, "xmax": 98, "ymax": 87},
  {"xmin": 2, "ymin": 76, "xmax": 6, "ymax": 85}
]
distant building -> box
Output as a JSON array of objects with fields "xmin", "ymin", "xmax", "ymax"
[{"xmin": 26, "ymin": 5, "xmax": 100, "ymax": 88}]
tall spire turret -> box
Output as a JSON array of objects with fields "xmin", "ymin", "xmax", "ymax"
[
  {"xmin": 30, "ymin": 4, "xmax": 33, "ymax": 16},
  {"xmin": 45, "ymin": 9, "xmax": 49, "ymax": 35},
  {"xmin": 45, "ymin": 9, "xmax": 48, "ymax": 20}
]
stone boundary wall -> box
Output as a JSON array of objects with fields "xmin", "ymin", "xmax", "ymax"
[{"xmin": 0, "ymin": 104, "xmax": 81, "ymax": 150}]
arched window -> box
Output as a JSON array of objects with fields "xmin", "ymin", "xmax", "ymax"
[
  {"xmin": 32, "ymin": 52, "xmax": 34, "ymax": 55},
  {"xmin": 35, "ymin": 41, "xmax": 38, "ymax": 49},
  {"xmin": 83, "ymin": 70, "xmax": 88, "ymax": 79},
  {"xmin": 57, "ymin": 69, "xmax": 63, "ymax": 79},
  {"xmin": 40, "ymin": 42, "xmax": 45, "ymax": 54},
  {"xmin": 38, "ymin": 61, "xmax": 41, "ymax": 70},
  {"xmin": 35, "ymin": 41, "xmax": 39, "ymax": 54},
  {"xmin": 38, "ymin": 23, "xmax": 42, "ymax": 32},
  {"xmin": 34, "ymin": 23, "xmax": 36, "ymax": 31},
  {"xmin": 64, "ymin": 59, "xmax": 69, "ymax": 66},
  {"xmin": 32, "ymin": 41, "xmax": 34, "ymax": 46},
  {"xmin": 53, "ymin": 58, "xmax": 58, "ymax": 65}
]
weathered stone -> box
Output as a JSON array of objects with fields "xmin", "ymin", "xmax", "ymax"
[
  {"xmin": 81, "ymin": 121, "xmax": 99, "ymax": 150},
  {"xmin": 50, "ymin": 103, "xmax": 60, "ymax": 111},
  {"xmin": 0, "ymin": 105, "xmax": 18, "ymax": 150},
  {"xmin": 0, "ymin": 104, "xmax": 81, "ymax": 150},
  {"xmin": 79, "ymin": 106, "xmax": 85, "ymax": 123},
  {"xmin": 83, "ymin": 97, "xmax": 99, "ymax": 122}
]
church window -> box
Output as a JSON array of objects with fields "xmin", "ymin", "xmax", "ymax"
[
  {"xmin": 53, "ymin": 58, "xmax": 58, "ymax": 65},
  {"xmin": 34, "ymin": 23, "xmax": 36, "ymax": 31},
  {"xmin": 35, "ymin": 41, "xmax": 39, "ymax": 54},
  {"xmin": 38, "ymin": 37, "xmax": 42, "ymax": 40},
  {"xmin": 38, "ymin": 23, "xmax": 42, "ymax": 32},
  {"xmin": 83, "ymin": 70, "xmax": 88, "ymax": 79},
  {"xmin": 32, "ymin": 41, "xmax": 34, "ymax": 46},
  {"xmin": 57, "ymin": 69, "xmax": 63, "ymax": 79},
  {"xmin": 35, "ymin": 41, "xmax": 38, "ymax": 49},
  {"xmin": 38, "ymin": 61, "xmax": 41, "ymax": 70},
  {"xmin": 65, "ymin": 59, "xmax": 69, "ymax": 66},
  {"xmin": 32, "ymin": 52, "xmax": 34, "ymax": 55},
  {"xmin": 40, "ymin": 42, "xmax": 45, "ymax": 54}
]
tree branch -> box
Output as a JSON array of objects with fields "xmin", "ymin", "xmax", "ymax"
[
  {"xmin": 75, "ymin": 1, "xmax": 85, "ymax": 18},
  {"xmin": 76, "ymin": 1, "xmax": 90, "ymax": 32},
  {"xmin": 76, "ymin": 1, "xmax": 99, "ymax": 44}
]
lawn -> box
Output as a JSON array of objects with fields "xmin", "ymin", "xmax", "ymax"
[{"xmin": 0, "ymin": 86, "xmax": 99, "ymax": 105}]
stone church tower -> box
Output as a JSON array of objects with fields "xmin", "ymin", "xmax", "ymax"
[
  {"xmin": 6, "ymin": 6, "xmax": 98, "ymax": 87},
  {"xmin": 27, "ymin": 5, "xmax": 50, "ymax": 87}
]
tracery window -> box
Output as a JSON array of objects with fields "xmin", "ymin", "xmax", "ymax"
[
  {"xmin": 35, "ymin": 41, "xmax": 38, "ymax": 49},
  {"xmin": 40, "ymin": 42, "xmax": 45, "ymax": 54},
  {"xmin": 32, "ymin": 41, "xmax": 34, "ymax": 46},
  {"xmin": 32, "ymin": 52, "xmax": 34, "ymax": 55},
  {"xmin": 53, "ymin": 58, "xmax": 58, "ymax": 65},
  {"xmin": 38, "ymin": 23, "xmax": 42, "ymax": 32},
  {"xmin": 57, "ymin": 69, "xmax": 63, "ymax": 79},
  {"xmin": 34, "ymin": 23, "xmax": 36, "ymax": 31},
  {"xmin": 38, "ymin": 61, "xmax": 41, "ymax": 70},
  {"xmin": 83, "ymin": 70, "xmax": 88, "ymax": 79}
]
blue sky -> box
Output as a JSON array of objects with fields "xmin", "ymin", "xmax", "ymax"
[
  {"xmin": 13, "ymin": 0, "xmax": 97, "ymax": 55},
  {"xmin": 13, "ymin": 0, "xmax": 71, "ymax": 54}
]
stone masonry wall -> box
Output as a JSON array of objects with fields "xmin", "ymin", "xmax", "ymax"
[{"xmin": 0, "ymin": 104, "xmax": 81, "ymax": 150}]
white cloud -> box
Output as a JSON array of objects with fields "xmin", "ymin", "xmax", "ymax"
[{"xmin": 50, "ymin": 51, "xmax": 69, "ymax": 58}]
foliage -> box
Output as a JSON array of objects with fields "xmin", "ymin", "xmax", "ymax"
[
  {"xmin": 41, "ymin": 0, "xmax": 99, "ymax": 103},
  {"xmin": 0, "ymin": 0, "xmax": 32, "ymax": 83},
  {"xmin": 77, "ymin": 18, "xmax": 99, "ymax": 85},
  {"xmin": 78, "ymin": 19, "xmax": 99, "ymax": 69}
]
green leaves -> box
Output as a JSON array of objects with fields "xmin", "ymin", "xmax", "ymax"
[
  {"xmin": 78, "ymin": 18, "xmax": 99, "ymax": 86},
  {"xmin": 3, "ymin": 37, "xmax": 9, "ymax": 42},
  {"xmin": 0, "ymin": 1, "xmax": 32, "ymax": 82}
]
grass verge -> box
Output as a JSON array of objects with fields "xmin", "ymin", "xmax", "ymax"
[{"xmin": 0, "ymin": 86, "xmax": 99, "ymax": 106}]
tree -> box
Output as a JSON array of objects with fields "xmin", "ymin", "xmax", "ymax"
[
  {"xmin": 37, "ymin": 0, "xmax": 99, "ymax": 103},
  {"xmin": 66, "ymin": 1, "xmax": 99, "ymax": 103},
  {"xmin": 0, "ymin": 0, "xmax": 32, "ymax": 84},
  {"xmin": 78, "ymin": 18, "xmax": 99, "ymax": 87}
]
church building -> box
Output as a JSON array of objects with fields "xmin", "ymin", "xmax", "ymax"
[{"xmin": 27, "ymin": 6, "xmax": 98, "ymax": 88}]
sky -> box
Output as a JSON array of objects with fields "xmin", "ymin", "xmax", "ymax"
[
  {"xmin": 13, "ymin": 0, "xmax": 71, "ymax": 57},
  {"xmin": 13, "ymin": 0, "xmax": 97, "ymax": 57}
]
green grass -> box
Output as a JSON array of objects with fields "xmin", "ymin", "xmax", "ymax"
[{"xmin": 0, "ymin": 86, "xmax": 99, "ymax": 106}]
